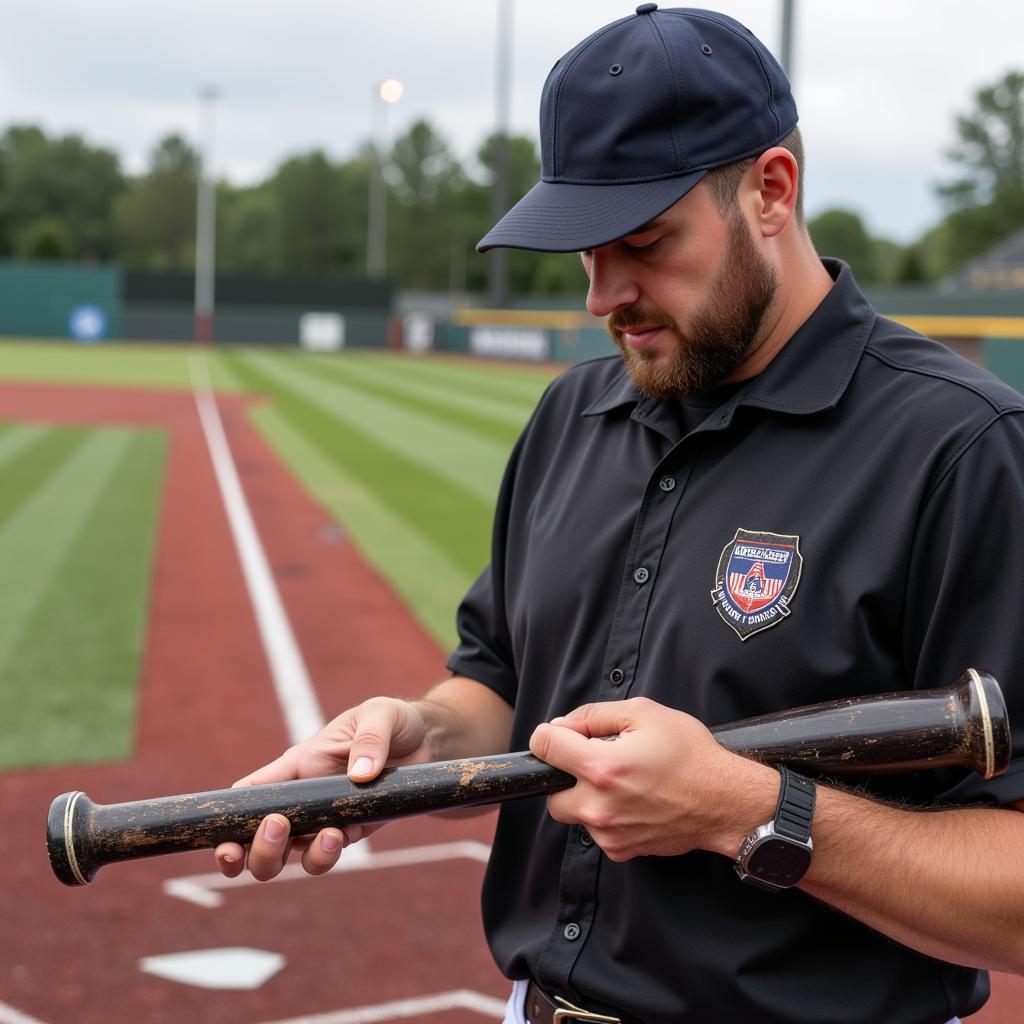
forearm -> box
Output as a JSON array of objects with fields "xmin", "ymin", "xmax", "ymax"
[
  {"xmin": 709, "ymin": 756, "xmax": 1024, "ymax": 973},
  {"xmin": 799, "ymin": 786, "xmax": 1024, "ymax": 973},
  {"xmin": 410, "ymin": 675, "xmax": 514, "ymax": 761}
]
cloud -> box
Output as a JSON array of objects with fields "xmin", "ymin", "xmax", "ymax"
[{"xmin": 2, "ymin": 0, "xmax": 1021, "ymax": 239}]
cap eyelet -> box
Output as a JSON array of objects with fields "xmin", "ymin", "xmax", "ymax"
[
  {"xmin": 701, "ymin": 44, "xmax": 713, "ymax": 55},
  {"xmin": 609, "ymin": 63, "xmax": 623, "ymax": 76}
]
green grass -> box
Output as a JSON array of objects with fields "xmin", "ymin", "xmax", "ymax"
[
  {"xmin": 0, "ymin": 342, "xmax": 555, "ymax": 768},
  {"xmin": 223, "ymin": 349, "xmax": 554, "ymax": 646},
  {"xmin": 0, "ymin": 339, "xmax": 245, "ymax": 393},
  {"xmin": 0, "ymin": 423, "xmax": 165, "ymax": 769}
]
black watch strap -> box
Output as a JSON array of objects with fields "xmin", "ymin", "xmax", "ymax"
[{"xmin": 774, "ymin": 765, "xmax": 816, "ymax": 842}]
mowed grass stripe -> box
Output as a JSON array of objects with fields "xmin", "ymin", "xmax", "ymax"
[
  {"xmin": 251, "ymin": 403, "xmax": 471, "ymax": 650},
  {"xmin": 239, "ymin": 349, "xmax": 508, "ymax": 506},
  {"xmin": 284, "ymin": 352, "xmax": 527, "ymax": 446},
  {"xmin": 208, "ymin": 349, "xmax": 250, "ymax": 393},
  {"xmin": 0, "ymin": 421, "xmax": 50, "ymax": 465},
  {"xmin": 346, "ymin": 350, "xmax": 555, "ymax": 407},
  {"xmin": 0, "ymin": 430, "xmax": 134, "ymax": 689},
  {"xmin": 0, "ymin": 426, "xmax": 93, "ymax": 531},
  {"xmin": 0, "ymin": 430, "xmax": 166, "ymax": 769},
  {"xmin": 222, "ymin": 352, "xmax": 494, "ymax": 578},
  {"xmin": 330, "ymin": 350, "xmax": 544, "ymax": 419},
  {"xmin": 0, "ymin": 340, "xmax": 208, "ymax": 391}
]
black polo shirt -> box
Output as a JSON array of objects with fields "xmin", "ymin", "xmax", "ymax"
[{"xmin": 448, "ymin": 261, "xmax": 1024, "ymax": 1024}]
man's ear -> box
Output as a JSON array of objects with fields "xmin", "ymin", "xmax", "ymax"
[{"xmin": 745, "ymin": 147, "xmax": 799, "ymax": 239}]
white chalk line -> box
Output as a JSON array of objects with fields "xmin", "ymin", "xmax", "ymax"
[
  {"xmin": 0, "ymin": 1001, "xmax": 46, "ymax": 1024},
  {"xmin": 189, "ymin": 354, "xmax": 370, "ymax": 867},
  {"xmin": 189, "ymin": 352, "xmax": 325, "ymax": 745},
  {"xmin": 163, "ymin": 838, "xmax": 491, "ymax": 908},
  {"xmin": 255, "ymin": 988, "xmax": 507, "ymax": 1024}
]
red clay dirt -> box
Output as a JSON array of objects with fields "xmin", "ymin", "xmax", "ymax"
[
  {"xmin": 0, "ymin": 382, "xmax": 504, "ymax": 1024},
  {"xmin": 0, "ymin": 380, "xmax": 1017, "ymax": 1024}
]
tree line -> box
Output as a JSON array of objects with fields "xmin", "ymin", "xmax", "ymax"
[{"xmin": 1, "ymin": 70, "xmax": 1021, "ymax": 296}]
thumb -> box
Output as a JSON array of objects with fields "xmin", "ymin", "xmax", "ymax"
[
  {"xmin": 346, "ymin": 703, "xmax": 406, "ymax": 781},
  {"xmin": 556, "ymin": 698, "xmax": 640, "ymax": 739},
  {"xmin": 530, "ymin": 719, "xmax": 591, "ymax": 772}
]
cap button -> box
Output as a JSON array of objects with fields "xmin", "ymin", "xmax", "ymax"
[{"xmin": 635, "ymin": 2, "xmax": 658, "ymax": 13}]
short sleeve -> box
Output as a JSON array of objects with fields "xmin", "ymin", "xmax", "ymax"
[
  {"xmin": 445, "ymin": 426, "xmax": 530, "ymax": 707},
  {"xmin": 903, "ymin": 411, "xmax": 1024, "ymax": 806},
  {"xmin": 447, "ymin": 564, "xmax": 518, "ymax": 705}
]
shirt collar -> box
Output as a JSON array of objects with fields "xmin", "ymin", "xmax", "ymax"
[{"xmin": 581, "ymin": 260, "xmax": 875, "ymax": 426}]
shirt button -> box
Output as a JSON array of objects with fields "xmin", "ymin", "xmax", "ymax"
[
  {"xmin": 659, "ymin": 476, "xmax": 676, "ymax": 492},
  {"xmin": 563, "ymin": 922, "xmax": 581, "ymax": 941},
  {"xmin": 580, "ymin": 829, "xmax": 594, "ymax": 847},
  {"xmin": 633, "ymin": 566, "xmax": 650, "ymax": 585},
  {"xmin": 609, "ymin": 668, "xmax": 624, "ymax": 685}
]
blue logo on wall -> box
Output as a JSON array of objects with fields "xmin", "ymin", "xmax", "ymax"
[{"xmin": 68, "ymin": 305, "xmax": 108, "ymax": 342}]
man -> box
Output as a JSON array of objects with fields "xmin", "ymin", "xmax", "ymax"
[{"xmin": 217, "ymin": 7, "xmax": 1024, "ymax": 1022}]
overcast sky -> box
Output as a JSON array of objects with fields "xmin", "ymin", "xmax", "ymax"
[{"xmin": 3, "ymin": 0, "xmax": 1022, "ymax": 243}]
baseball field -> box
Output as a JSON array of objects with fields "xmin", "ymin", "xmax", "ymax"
[
  {"xmin": 0, "ymin": 341, "xmax": 552, "ymax": 1024},
  {"xmin": 0, "ymin": 340, "xmax": 1019, "ymax": 1023}
]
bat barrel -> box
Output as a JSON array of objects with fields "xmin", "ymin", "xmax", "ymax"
[
  {"xmin": 963, "ymin": 669, "xmax": 1010, "ymax": 779},
  {"xmin": 711, "ymin": 669, "xmax": 1010, "ymax": 778}
]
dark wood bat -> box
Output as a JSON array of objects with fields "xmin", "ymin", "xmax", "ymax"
[{"xmin": 47, "ymin": 669, "xmax": 1010, "ymax": 886}]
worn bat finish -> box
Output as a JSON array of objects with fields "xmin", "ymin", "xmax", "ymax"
[{"xmin": 48, "ymin": 669, "xmax": 1009, "ymax": 886}]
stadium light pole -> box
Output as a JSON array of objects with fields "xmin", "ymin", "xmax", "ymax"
[
  {"xmin": 367, "ymin": 78, "xmax": 403, "ymax": 279},
  {"xmin": 194, "ymin": 85, "xmax": 219, "ymax": 345},
  {"xmin": 779, "ymin": 0, "xmax": 796, "ymax": 81},
  {"xmin": 488, "ymin": 0, "xmax": 514, "ymax": 309}
]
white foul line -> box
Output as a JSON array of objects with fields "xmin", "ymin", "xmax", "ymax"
[
  {"xmin": 189, "ymin": 353, "xmax": 325, "ymax": 745},
  {"xmin": 163, "ymin": 839, "xmax": 492, "ymax": 908},
  {"xmin": 0, "ymin": 1002, "xmax": 46, "ymax": 1024},
  {"xmin": 255, "ymin": 988, "xmax": 507, "ymax": 1024}
]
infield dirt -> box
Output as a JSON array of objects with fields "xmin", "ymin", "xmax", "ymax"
[{"xmin": 0, "ymin": 382, "xmax": 504, "ymax": 1023}]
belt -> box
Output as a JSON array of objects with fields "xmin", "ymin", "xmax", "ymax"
[{"xmin": 524, "ymin": 980, "xmax": 624, "ymax": 1024}]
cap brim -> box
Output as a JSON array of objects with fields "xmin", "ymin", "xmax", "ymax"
[{"xmin": 477, "ymin": 171, "xmax": 707, "ymax": 253}]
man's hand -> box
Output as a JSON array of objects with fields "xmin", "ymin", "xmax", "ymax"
[
  {"xmin": 530, "ymin": 697, "xmax": 777, "ymax": 862},
  {"xmin": 215, "ymin": 697, "xmax": 432, "ymax": 881}
]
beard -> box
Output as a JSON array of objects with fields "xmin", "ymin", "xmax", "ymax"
[{"xmin": 606, "ymin": 212, "xmax": 778, "ymax": 399}]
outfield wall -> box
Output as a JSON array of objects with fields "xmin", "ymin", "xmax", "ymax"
[
  {"xmin": 4, "ymin": 259, "xmax": 1024, "ymax": 394},
  {"xmin": 406, "ymin": 287, "xmax": 1024, "ymax": 394},
  {"xmin": 0, "ymin": 263, "xmax": 121, "ymax": 340},
  {"xmin": 0, "ymin": 261, "xmax": 391, "ymax": 346}
]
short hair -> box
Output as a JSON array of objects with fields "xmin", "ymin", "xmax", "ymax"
[{"xmin": 702, "ymin": 126, "xmax": 804, "ymax": 222}]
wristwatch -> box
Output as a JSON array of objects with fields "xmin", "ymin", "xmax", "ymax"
[{"xmin": 734, "ymin": 765, "xmax": 816, "ymax": 892}]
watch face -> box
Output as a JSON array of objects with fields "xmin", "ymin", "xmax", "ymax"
[{"xmin": 746, "ymin": 837, "xmax": 812, "ymax": 887}]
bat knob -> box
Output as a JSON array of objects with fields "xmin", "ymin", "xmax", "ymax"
[{"xmin": 47, "ymin": 791, "xmax": 98, "ymax": 886}]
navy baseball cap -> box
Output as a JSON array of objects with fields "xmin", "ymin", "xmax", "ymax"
[{"xmin": 478, "ymin": 4, "xmax": 798, "ymax": 253}]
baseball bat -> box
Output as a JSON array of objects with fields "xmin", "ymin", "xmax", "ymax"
[{"xmin": 47, "ymin": 669, "xmax": 1009, "ymax": 887}]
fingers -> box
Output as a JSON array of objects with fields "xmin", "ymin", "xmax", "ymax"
[
  {"xmin": 244, "ymin": 814, "xmax": 293, "ymax": 881},
  {"xmin": 530, "ymin": 698, "xmax": 643, "ymax": 767},
  {"xmin": 215, "ymin": 841, "xmax": 247, "ymax": 877},
  {"xmin": 233, "ymin": 748, "xmax": 309, "ymax": 788},
  {"xmin": 216, "ymin": 824, "xmax": 372, "ymax": 880},
  {"xmin": 530, "ymin": 717, "xmax": 593, "ymax": 772},
  {"xmin": 555, "ymin": 698, "xmax": 648, "ymax": 738},
  {"xmin": 300, "ymin": 829, "xmax": 346, "ymax": 876},
  {"xmin": 346, "ymin": 700, "xmax": 411, "ymax": 781}
]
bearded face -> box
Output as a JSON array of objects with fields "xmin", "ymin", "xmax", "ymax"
[{"xmin": 606, "ymin": 210, "xmax": 778, "ymax": 399}]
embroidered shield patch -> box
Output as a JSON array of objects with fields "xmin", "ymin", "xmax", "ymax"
[{"xmin": 711, "ymin": 528, "xmax": 803, "ymax": 641}]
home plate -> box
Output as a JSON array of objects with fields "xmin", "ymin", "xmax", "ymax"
[{"xmin": 139, "ymin": 947, "xmax": 286, "ymax": 990}]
